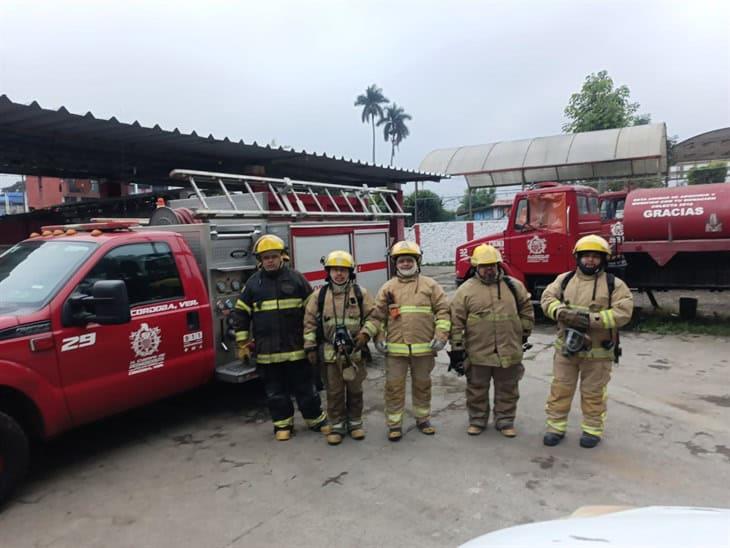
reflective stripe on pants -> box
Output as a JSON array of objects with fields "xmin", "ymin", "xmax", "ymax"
[
  {"xmin": 545, "ymin": 352, "xmax": 612, "ymax": 436},
  {"xmin": 384, "ymin": 354, "xmax": 435, "ymax": 427}
]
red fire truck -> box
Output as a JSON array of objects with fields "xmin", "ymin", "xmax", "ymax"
[
  {"xmin": 0, "ymin": 169, "xmax": 407, "ymax": 504},
  {"xmin": 455, "ymin": 181, "xmax": 730, "ymax": 296}
]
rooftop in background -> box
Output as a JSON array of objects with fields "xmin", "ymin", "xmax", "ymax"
[
  {"xmin": 671, "ymin": 127, "xmax": 730, "ymax": 164},
  {"xmin": 0, "ymin": 95, "xmax": 443, "ymax": 187},
  {"xmin": 420, "ymin": 123, "xmax": 667, "ymax": 188}
]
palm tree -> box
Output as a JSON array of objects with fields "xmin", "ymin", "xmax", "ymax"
[
  {"xmin": 354, "ymin": 84, "xmax": 389, "ymax": 164},
  {"xmin": 377, "ymin": 103, "xmax": 412, "ymax": 166}
]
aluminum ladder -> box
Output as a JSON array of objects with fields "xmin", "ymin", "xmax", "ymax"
[{"xmin": 169, "ymin": 169, "xmax": 408, "ymax": 220}]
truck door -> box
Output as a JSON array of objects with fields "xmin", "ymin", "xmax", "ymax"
[
  {"xmin": 352, "ymin": 228, "xmax": 389, "ymax": 293},
  {"xmin": 56, "ymin": 241, "xmax": 203, "ymax": 426},
  {"xmin": 509, "ymin": 191, "xmax": 570, "ymax": 276}
]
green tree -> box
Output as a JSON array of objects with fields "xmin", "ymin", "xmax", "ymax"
[
  {"xmin": 457, "ymin": 187, "xmax": 495, "ymax": 217},
  {"xmin": 404, "ymin": 190, "xmax": 453, "ymax": 226},
  {"xmin": 377, "ymin": 103, "xmax": 412, "ymax": 165},
  {"xmin": 687, "ymin": 161, "xmax": 728, "ymax": 185},
  {"xmin": 354, "ymin": 84, "xmax": 389, "ymax": 164},
  {"xmin": 562, "ymin": 70, "xmax": 650, "ymax": 133}
]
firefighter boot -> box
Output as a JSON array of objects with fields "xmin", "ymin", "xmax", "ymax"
[
  {"xmin": 499, "ymin": 426, "xmax": 517, "ymax": 438},
  {"xmin": 349, "ymin": 419, "xmax": 365, "ymax": 440},
  {"xmin": 327, "ymin": 432, "xmax": 343, "ymax": 445},
  {"xmin": 580, "ymin": 432, "xmax": 601, "ymax": 448},
  {"xmin": 467, "ymin": 425, "xmax": 484, "ymax": 436},
  {"xmin": 275, "ymin": 427, "xmax": 293, "ymax": 442},
  {"xmin": 543, "ymin": 432, "xmax": 565, "ymax": 446}
]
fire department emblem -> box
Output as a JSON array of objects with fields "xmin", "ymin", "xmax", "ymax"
[
  {"xmin": 611, "ymin": 222, "xmax": 624, "ymax": 237},
  {"xmin": 527, "ymin": 235, "xmax": 547, "ymax": 255},
  {"xmin": 130, "ymin": 323, "xmax": 162, "ymax": 358}
]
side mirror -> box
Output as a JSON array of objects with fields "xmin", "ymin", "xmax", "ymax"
[
  {"xmin": 63, "ymin": 280, "xmax": 131, "ymax": 327},
  {"xmin": 615, "ymin": 210, "xmax": 624, "ymax": 220},
  {"xmin": 91, "ymin": 280, "xmax": 131, "ymax": 324}
]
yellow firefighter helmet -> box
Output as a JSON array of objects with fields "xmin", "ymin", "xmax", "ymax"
[
  {"xmin": 573, "ymin": 234, "xmax": 611, "ymax": 255},
  {"xmin": 323, "ymin": 250, "xmax": 355, "ymax": 270},
  {"xmin": 390, "ymin": 240, "xmax": 422, "ymax": 260},
  {"xmin": 470, "ymin": 244, "xmax": 503, "ymax": 266},
  {"xmin": 254, "ymin": 234, "xmax": 286, "ymax": 255}
]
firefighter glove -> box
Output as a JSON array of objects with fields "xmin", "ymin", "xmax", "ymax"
[
  {"xmin": 237, "ymin": 341, "xmax": 252, "ymax": 361},
  {"xmin": 430, "ymin": 338, "xmax": 447, "ymax": 352},
  {"xmin": 354, "ymin": 332, "xmax": 370, "ymax": 350},
  {"xmin": 306, "ymin": 350, "xmax": 318, "ymax": 367},
  {"xmin": 375, "ymin": 340, "xmax": 387, "ymax": 354},
  {"xmin": 558, "ymin": 309, "xmax": 590, "ymax": 330},
  {"xmin": 447, "ymin": 349, "xmax": 466, "ymax": 376}
]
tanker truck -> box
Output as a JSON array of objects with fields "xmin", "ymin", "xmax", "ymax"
[
  {"xmin": 608, "ymin": 182, "xmax": 730, "ymax": 291},
  {"xmin": 454, "ymin": 182, "xmax": 730, "ymax": 298}
]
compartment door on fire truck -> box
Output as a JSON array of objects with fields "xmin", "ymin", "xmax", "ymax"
[
  {"xmin": 57, "ymin": 241, "xmax": 192, "ymax": 425},
  {"xmin": 353, "ymin": 228, "xmax": 389, "ymax": 294},
  {"xmin": 290, "ymin": 229, "xmax": 351, "ymax": 292}
]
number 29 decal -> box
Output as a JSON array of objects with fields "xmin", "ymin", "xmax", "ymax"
[{"xmin": 61, "ymin": 333, "xmax": 97, "ymax": 352}]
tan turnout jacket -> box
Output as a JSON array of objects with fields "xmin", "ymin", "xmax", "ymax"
[
  {"xmin": 541, "ymin": 270, "xmax": 634, "ymax": 360},
  {"xmin": 370, "ymin": 274, "xmax": 451, "ymax": 357},
  {"xmin": 303, "ymin": 283, "xmax": 377, "ymax": 363},
  {"xmin": 450, "ymin": 275, "xmax": 534, "ymax": 367}
]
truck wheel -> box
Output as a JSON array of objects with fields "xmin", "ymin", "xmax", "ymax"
[{"xmin": 0, "ymin": 412, "xmax": 29, "ymax": 506}]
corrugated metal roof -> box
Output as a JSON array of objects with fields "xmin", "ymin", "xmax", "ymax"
[
  {"xmin": 672, "ymin": 127, "xmax": 730, "ymax": 164},
  {"xmin": 0, "ymin": 95, "xmax": 443, "ymax": 186},
  {"xmin": 420, "ymin": 124, "xmax": 667, "ymax": 187}
]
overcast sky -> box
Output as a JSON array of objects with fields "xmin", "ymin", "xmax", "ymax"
[{"xmin": 1, "ymin": 1, "xmax": 728, "ymax": 196}]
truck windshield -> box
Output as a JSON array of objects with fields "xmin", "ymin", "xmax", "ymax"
[
  {"xmin": 514, "ymin": 192, "xmax": 567, "ymax": 233},
  {"xmin": 0, "ymin": 240, "xmax": 97, "ymax": 314}
]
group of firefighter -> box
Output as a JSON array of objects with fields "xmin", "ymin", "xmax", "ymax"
[{"xmin": 232, "ymin": 232, "xmax": 633, "ymax": 449}]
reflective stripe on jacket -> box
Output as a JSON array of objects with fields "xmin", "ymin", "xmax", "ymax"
[
  {"xmin": 541, "ymin": 270, "xmax": 633, "ymax": 360},
  {"xmin": 370, "ymin": 274, "xmax": 451, "ymax": 357},
  {"xmin": 302, "ymin": 283, "xmax": 377, "ymax": 363},
  {"xmin": 450, "ymin": 275, "xmax": 534, "ymax": 367},
  {"xmin": 231, "ymin": 266, "xmax": 312, "ymax": 364}
]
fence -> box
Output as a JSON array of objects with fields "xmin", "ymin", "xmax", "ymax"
[{"xmin": 405, "ymin": 219, "xmax": 507, "ymax": 264}]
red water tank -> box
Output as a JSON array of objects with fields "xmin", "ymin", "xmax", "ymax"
[{"xmin": 623, "ymin": 183, "xmax": 730, "ymax": 241}]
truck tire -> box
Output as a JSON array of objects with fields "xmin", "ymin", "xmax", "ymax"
[{"xmin": 0, "ymin": 412, "xmax": 29, "ymax": 506}]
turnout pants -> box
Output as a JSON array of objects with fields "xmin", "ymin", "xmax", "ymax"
[
  {"xmin": 384, "ymin": 354, "xmax": 435, "ymax": 427},
  {"xmin": 545, "ymin": 353, "xmax": 612, "ymax": 437},
  {"xmin": 325, "ymin": 356, "xmax": 367, "ymax": 434},
  {"xmin": 466, "ymin": 363, "xmax": 524, "ymax": 430},
  {"xmin": 260, "ymin": 360, "xmax": 326, "ymax": 431}
]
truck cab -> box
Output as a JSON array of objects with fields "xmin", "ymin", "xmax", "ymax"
[
  {"xmin": 455, "ymin": 183, "xmax": 607, "ymax": 298},
  {"xmin": 0, "ymin": 223, "xmax": 215, "ymax": 500}
]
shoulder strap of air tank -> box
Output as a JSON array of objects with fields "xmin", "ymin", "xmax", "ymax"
[
  {"xmin": 502, "ymin": 276, "xmax": 520, "ymax": 313},
  {"xmin": 559, "ymin": 271, "xmax": 576, "ymax": 302}
]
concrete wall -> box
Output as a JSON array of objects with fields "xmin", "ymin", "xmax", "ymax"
[{"xmin": 405, "ymin": 219, "xmax": 508, "ymax": 263}]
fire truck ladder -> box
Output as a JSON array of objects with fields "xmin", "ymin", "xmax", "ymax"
[{"xmin": 169, "ymin": 169, "xmax": 409, "ymax": 220}]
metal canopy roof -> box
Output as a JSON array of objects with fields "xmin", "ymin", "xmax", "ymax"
[
  {"xmin": 672, "ymin": 127, "xmax": 730, "ymax": 164},
  {"xmin": 0, "ymin": 95, "xmax": 442, "ymax": 186},
  {"xmin": 420, "ymin": 123, "xmax": 667, "ymax": 188}
]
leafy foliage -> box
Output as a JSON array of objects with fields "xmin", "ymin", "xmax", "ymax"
[
  {"xmin": 404, "ymin": 190, "xmax": 454, "ymax": 225},
  {"xmin": 687, "ymin": 161, "xmax": 728, "ymax": 185},
  {"xmin": 354, "ymin": 84, "xmax": 389, "ymax": 163},
  {"xmin": 562, "ymin": 70, "xmax": 649, "ymax": 133},
  {"xmin": 457, "ymin": 188, "xmax": 495, "ymax": 217},
  {"xmin": 377, "ymin": 103, "xmax": 412, "ymax": 165}
]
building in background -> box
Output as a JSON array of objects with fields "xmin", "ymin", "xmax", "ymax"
[{"xmin": 24, "ymin": 176, "xmax": 130, "ymax": 210}]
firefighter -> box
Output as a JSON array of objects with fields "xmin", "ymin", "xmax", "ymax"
[
  {"xmin": 449, "ymin": 244, "xmax": 534, "ymax": 437},
  {"xmin": 369, "ymin": 241, "xmax": 450, "ymax": 441},
  {"xmin": 232, "ymin": 234, "xmax": 329, "ymax": 441},
  {"xmin": 303, "ymin": 250, "xmax": 378, "ymax": 445},
  {"xmin": 541, "ymin": 234, "xmax": 633, "ymax": 448}
]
